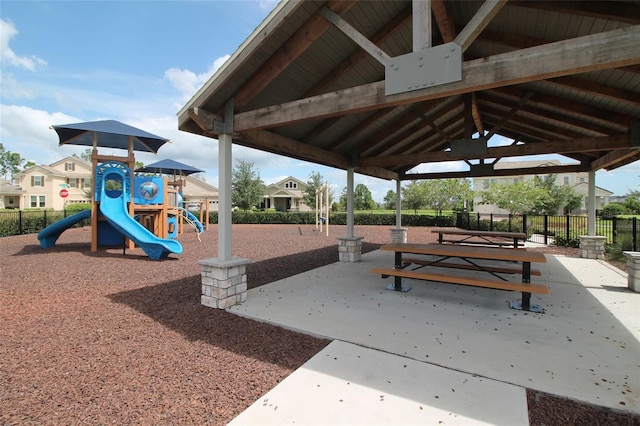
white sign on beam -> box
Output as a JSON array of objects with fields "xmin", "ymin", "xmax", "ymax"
[{"xmin": 385, "ymin": 42, "xmax": 462, "ymax": 96}]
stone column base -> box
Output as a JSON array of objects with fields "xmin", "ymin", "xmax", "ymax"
[
  {"xmin": 390, "ymin": 227, "xmax": 408, "ymax": 243},
  {"xmin": 338, "ymin": 236, "xmax": 363, "ymax": 262},
  {"xmin": 623, "ymin": 251, "xmax": 640, "ymax": 293},
  {"xmin": 197, "ymin": 257, "xmax": 252, "ymax": 309},
  {"xmin": 578, "ymin": 235, "xmax": 606, "ymax": 260}
]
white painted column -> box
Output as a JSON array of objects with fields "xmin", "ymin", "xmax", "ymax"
[
  {"xmin": 346, "ymin": 167, "xmax": 354, "ymax": 238},
  {"xmin": 218, "ymin": 132, "xmax": 233, "ymax": 260},
  {"xmin": 395, "ymin": 178, "xmax": 402, "ymax": 228},
  {"xmin": 391, "ymin": 178, "xmax": 408, "ymax": 243},
  {"xmin": 587, "ymin": 170, "xmax": 596, "ymax": 236}
]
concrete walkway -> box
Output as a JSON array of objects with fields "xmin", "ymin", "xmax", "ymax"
[{"xmin": 229, "ymin": 250, "xmax": 639, "ymax": 424}]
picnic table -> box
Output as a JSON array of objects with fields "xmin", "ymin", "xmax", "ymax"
[
  {"xmin": 372, "ymin": 243, "xmax": 549, "ymax": 312},
  {"xmin": 432, "ymin": 228, "xmax": 527, "ymax": 248}
]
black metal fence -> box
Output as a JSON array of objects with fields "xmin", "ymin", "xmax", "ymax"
[
  {"xmin": 2, "ymin": 209, "xmax": 638, "ymax": 252},
  {"xmin": 456, "ymin": 212, "xmax": 638, "ymax": 251},
  {"xmin": 0, "ymin": 209, "xmax": 91, "ymax": 238}
]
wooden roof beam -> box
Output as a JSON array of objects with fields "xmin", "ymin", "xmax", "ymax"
[
  {"xmin": 403, "ymin": 164, "xmax": 588, "ymax": 180},
  {"xmin": 233, "ymin": 26, "xmax": 640, "ymax": 131},
  {"xmin": 239, "ymin": 129, "xmax": 348, "ymax": 171},
  {"xmin": 233, "ymin": 1, "xmax": 355, "ymax": 108},
  {"xmin": 360, "ymin": 134, "xmax": 632, "ymax": 168},
  {"xmin": 454, "ymin": 0, "xmax": 506, "ymax": 52}
]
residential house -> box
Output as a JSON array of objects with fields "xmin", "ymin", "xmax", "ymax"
[
  {"xmin": 0, "ymin": 179, "xmax": 25, "ymax": 209},
  {"xmin": 179, "ymin": 176, "xmax": 219, "ymax": 211},
  {"xmin": 472, "ymin": 160, "xmax": 611, "ymax": 215},
  {"xmin": 14, "ymin": 156, "xmax": 93, "ymax": 210},
  {"xmin": 261, "ymin": 176, "xmax": 311, "ymax": 212}
]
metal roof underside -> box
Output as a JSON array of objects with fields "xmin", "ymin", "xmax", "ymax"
[{"xmin": 178, "ymin": 0, "xmax": 640, "ymax": 182}]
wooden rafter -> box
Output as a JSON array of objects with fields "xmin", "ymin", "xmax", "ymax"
[
  {"xmin": 232, "ymin": 1, "xmax": 355, "ymax": 108},
  {"xmin": 233, "ymin": 26, "xmax": 640, "ymax": 131},
  {"xmin": 360, "ymin": 135, "xmax": 632, "ymax": 168},
  {"xmin": 402, "ymin": 164, "xmax": 588, "ymax": 180},
  {"xmin": 454, "ymin": 0, "xmax": 506, "ymax": 52}
]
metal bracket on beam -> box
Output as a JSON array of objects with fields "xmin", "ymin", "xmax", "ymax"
[
  {"xmin": 214, "ymin": 100, "xmax": 235, "ymax": 134},
  {"xmin": 385, "ymin": 42, "xmax": 462, "ymax": 96},
  {"xmin": 470, "ymin": 163, "xmax": 495, "ymax": 177},
  {"xmin": 450, "ymin": 137, "xmax": 487, "ymax": 157}
]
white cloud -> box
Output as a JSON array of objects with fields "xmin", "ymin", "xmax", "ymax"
[
  {"xmin": 0, "ymin": 72, "xmax": 35, "ymax": 101},
  {"xmin": 0, "ymin": 19, "xmax": 47, "ymax": 71},
  {"xmin": 164, "ymin": 54, "xmax": 230, "ymax": 101}
]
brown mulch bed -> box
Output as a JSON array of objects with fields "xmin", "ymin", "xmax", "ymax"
[{"xmin": 1, "ymin": 224, "xmax": 637, "ymax": 425}]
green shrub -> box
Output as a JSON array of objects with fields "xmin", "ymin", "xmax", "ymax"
[{"xmin": 554, "ymin": 233, "xmax": 581, "ymax": 248}]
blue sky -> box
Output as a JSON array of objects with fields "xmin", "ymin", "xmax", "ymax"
[{"xmin": 1, "ymin": 1, "xmax": 638, "ymax": 202}]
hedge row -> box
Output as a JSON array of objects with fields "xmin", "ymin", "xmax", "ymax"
[{"xmin": 0, "ymin": 210, "xmax": 455, "ymax": 238}]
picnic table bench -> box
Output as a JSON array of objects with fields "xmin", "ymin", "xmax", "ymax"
[
  {"xmin": 372, "ymin": 243, "xmax": 549, "ymax": 312},
  {"xmin": 432, "ymin": 228, "xmax": 527, "ymax": 248}
]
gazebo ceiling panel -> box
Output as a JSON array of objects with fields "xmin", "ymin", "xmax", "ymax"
[{"xmin": 178, "ymin": 0, "xmax": 640, "ymax": 180}]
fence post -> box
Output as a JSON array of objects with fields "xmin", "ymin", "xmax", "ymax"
[
  {"xmin": 43, "ymin": 210, "xmax": 47, "ymax": 230},
  {"xmin": 522, "ymin": 214, "xmax": 527, "ymax": 235},
  {"xmin": 612, "ymin": 216, "xmax": 618, "ymax": 244},
  {"xmin": 508, "ymin": 214, "xmax": 512, "ymax": 232},
  {"xmin": 476, "ymin": 212, "xmax": 480, "ymax": 230},
  {"xmin": 19, "ymin": 210, "xmax": 23, "ymax": 235},
  {"xmin": 490, "ymin": 213, "xmax": 494, "ymax": 231},
  {"xmin": 544, "ymin": 215, "xmax": 549, "ymax": 245},
  {"xmin": 565, "ymin": 215, "xmax": 570, "ymax": 240},
  {"xmin": 634, "ymin": 217, "xmax": 638, "ymax": 252}
]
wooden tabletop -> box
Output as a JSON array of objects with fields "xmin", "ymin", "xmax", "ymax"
[{"xmin": 380, "ymin": 243, "xmax": 546, "ymax": 263}]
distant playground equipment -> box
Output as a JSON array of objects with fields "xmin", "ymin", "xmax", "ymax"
[
  {"xmin": 37, "ymin": 120, "xmax": 201, "ymax": 260},
  {"xmin": 315, "ymin": 181, "xmax": 331, "ymax": 236}
]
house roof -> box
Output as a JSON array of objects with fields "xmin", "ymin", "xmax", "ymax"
[{"xmin": 178, "ymin": 0, "xmax": 640, "ymax": 182}]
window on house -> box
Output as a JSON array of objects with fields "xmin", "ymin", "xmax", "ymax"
[
  {"xmin": 67, "ymin": 178, "xmax": 80, "ymax": 188},
  {"xmin": 564, "ymin": 176, "xmax": 570, "ymax": 185},
  {"xmin": 65, "ymin": 162, "xmax": 75, "ymax": 171},
  {"xmin": 31, "ymin": 176, "xmax": 44, "ymax": 187},
  {"xmin": 285, "ymin": 181, "xmax": 297, "ymax": 189},
  {"xmin": 513, "ymin": 178, "xmax": 519, "ymax": 183},
  {"xmin": 83, "ymin": 179, "xmax": 91, "ymax": 189},
  {"xmin": 579, "ymin": 177, "xmax": 586, "ymax": 183},
  {"xmin": 483, "ymin": 179, "xmax": 490, "ymax": 190},
  {"xmin": 30, "ymin": 195, "xmax": 46, "ymax": 208}
]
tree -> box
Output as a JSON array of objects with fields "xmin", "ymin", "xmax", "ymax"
[
  {"xmin": 303, "ymin": 171, "xmax": 333, "ymax": 208},
  {"xmin": 73, "ymin": 149, "xmax": 92, "ymax": 162},
  {"xmin": 353, "ymin": 183, "xmax": 375, "ymax": 210},
  {"xmin": 401, "ymin": 181, "xmax": 426, "ymax": 214},
  {"xmin": 383, "ymin": 189, "xmax": 396, "ymax": 210},
  {"xmin": 423, "ymin": 178, "xmax": 473, "ymax": 215},
  {"xmin": 532, "ymin": 175, "xmax": 581, "ymax": 214},
  {"xmin": 232, "ymin": 159, "xmax": 265, "ymax": 211},
  {"xmin": 623, "ymin": 190, "xmax": 640, "ymax": 214},
  {"xmin": 480, "ymin": 180, "xmax": 547, "ymax": 215},
  {"xmin": 0, "ymin": 143, "xmax": 25, "ymax": 180}
]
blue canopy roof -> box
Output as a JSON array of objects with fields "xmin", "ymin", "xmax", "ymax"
[
  {"xmin": 52, "ymin": 120, "xmax": 170, "ymax": 154},
  {"xmin": 136, "ymin": 159, "xmax": 203, "ymax": 176}
]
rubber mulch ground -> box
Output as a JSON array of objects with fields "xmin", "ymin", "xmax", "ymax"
[{"xmin": 1, "ymin": 224, "xmax": 638, "ymax": 425}]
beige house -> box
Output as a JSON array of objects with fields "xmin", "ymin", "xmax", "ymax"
[
  {"xmin": 13, "ymin": 156, "xmax": 220, "ymax": 211},
  {"xmin": 261, "ymin": 176, "xmax": 311, "ymax": 212},
  {"xmin": 179, "ymin": 176, "xmax": 219, "ymax": 212},
  {"xmin": 472, "ymin": 160, "xmax": 611, "ymax": 215},
  {"xmin": 14, "ymin": 156, "xmax": 93, "ymax": 210},
  {"xmin": 0, "ymin": 179, "xmax": 26, "ymax": 209}
]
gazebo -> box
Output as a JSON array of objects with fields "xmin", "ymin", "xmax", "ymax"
[{"xmin": 176, "ymin": 0, "xmax": 640, "ymax": 308}]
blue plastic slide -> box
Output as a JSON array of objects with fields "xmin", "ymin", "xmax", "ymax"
[
  {"xmin": 183, "ymin": 209, "xmax": 204, "ymax": 234},
  {"xmin": 38, "ymin": 209, "xmax": 91, "ymax": 248},
  {"xmin": 99, "ymin": 166, "xmax": 182, "ymax": 260}
]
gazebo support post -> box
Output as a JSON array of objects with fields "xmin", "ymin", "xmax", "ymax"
[
  {"xmin": 199, "ymin": 102, "xmax": 250, "ymax": 309},
  {"xmin": 338, "ymin": 167, "xmax": 363, "ymax": 262}
]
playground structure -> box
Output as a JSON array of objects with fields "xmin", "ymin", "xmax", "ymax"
[
  {"xmin": 38, "ymin": 124, "xmax": 204, "ymax": 259},
  {"xmin": 315, "ymin": 181, "xmax": 331, "ymax": 236}
]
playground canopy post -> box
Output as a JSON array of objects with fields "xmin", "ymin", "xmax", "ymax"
[{"xmin": 315, "ymin": 182, "xmax": 330, "ymax": 236}]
